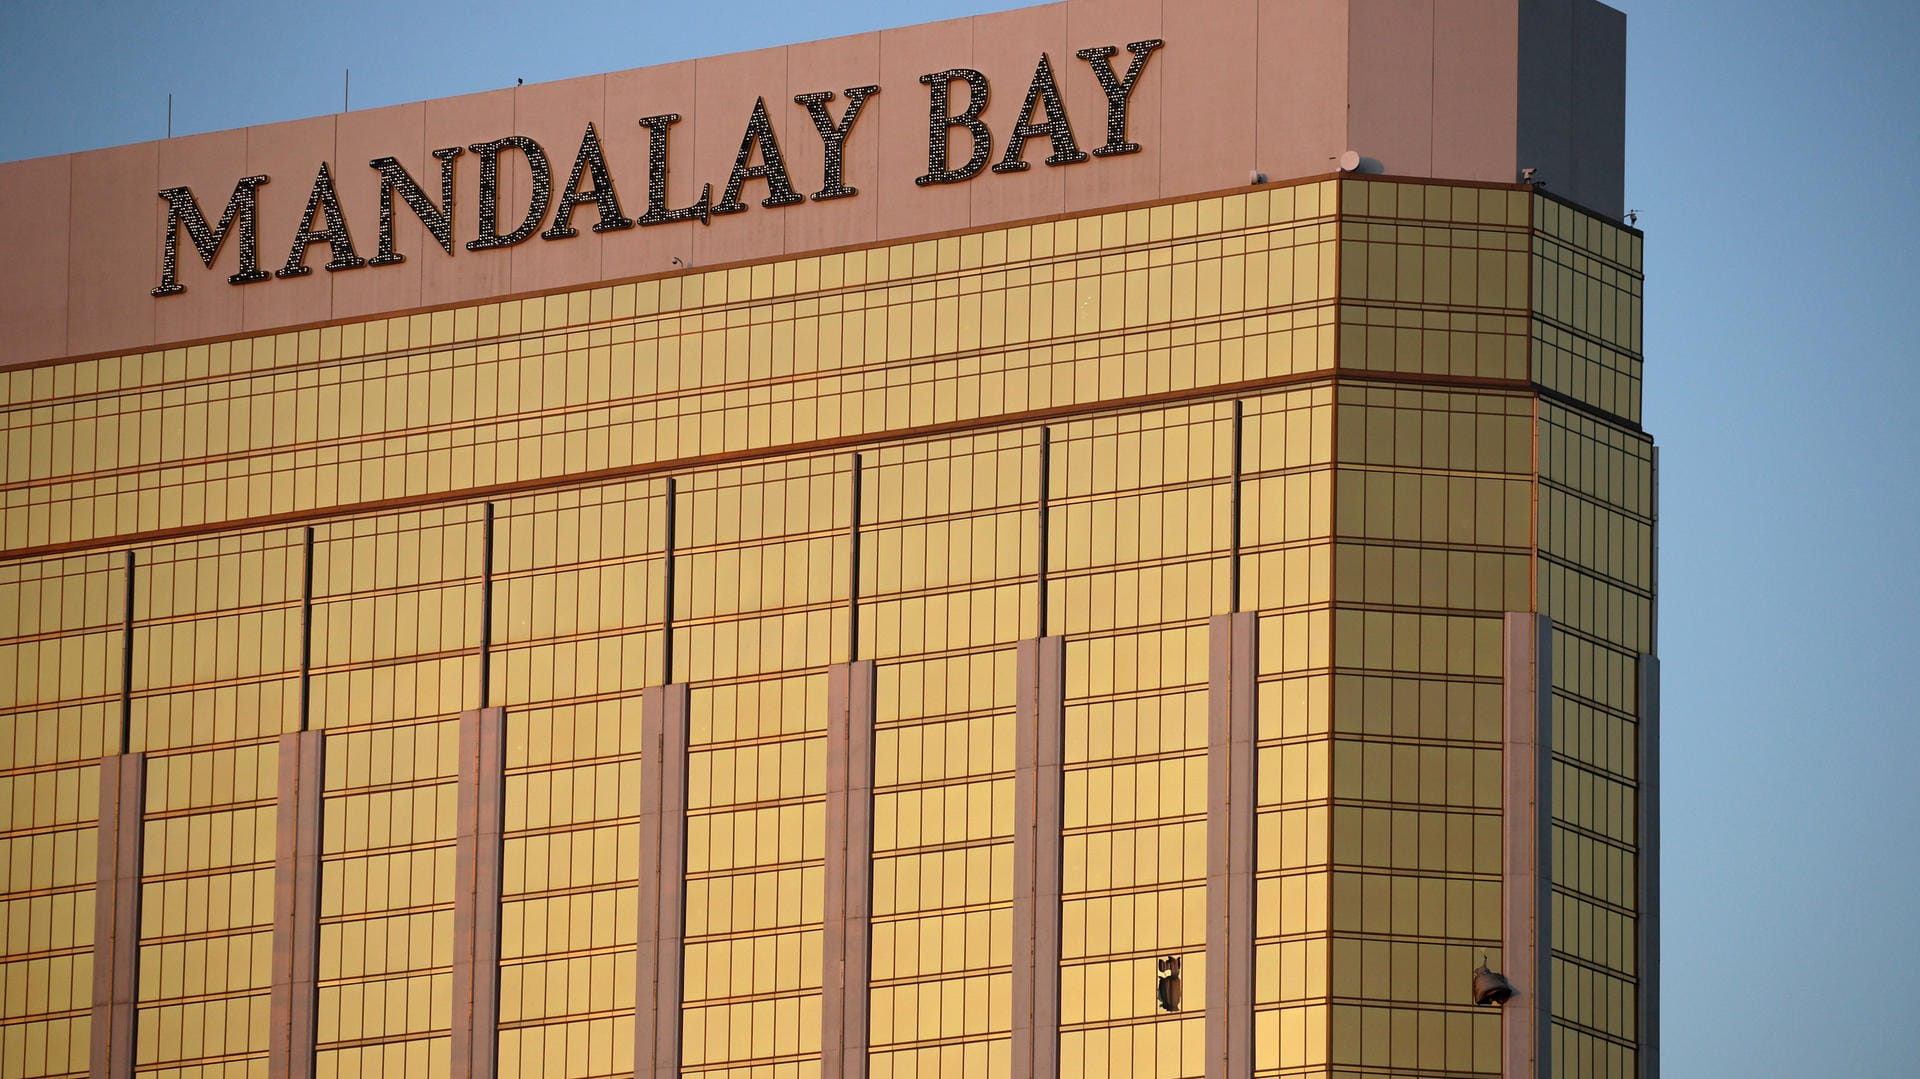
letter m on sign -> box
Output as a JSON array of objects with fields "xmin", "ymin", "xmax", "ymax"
[{"xmin": 152, "ymin": 176, "xmax": 271, "ymax": 296}]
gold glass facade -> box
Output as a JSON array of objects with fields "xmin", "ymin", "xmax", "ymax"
[{"xmin": 0, "ymin": 176, "xmax": 1651, "ymax": 1078}]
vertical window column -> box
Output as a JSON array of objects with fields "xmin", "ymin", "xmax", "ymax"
[
  {"xmin": 1204, "ymin": 611, "xmax": 1257, "ymax": 1079},
  {"xmin": 821, "ymin": 660, "xmax": 877, "ymax": 1078},
  {"xmin": 90, "ymin": 752, "xmax": 145, "ymax": 1079},
  {"xmin": 269, "ymin": 731, "xmax": 325, "ymax": 1079},
  {"xmin": 635, "ymin": 684, "xmax": 689, "ymax": 1079},
  {"xmin": 451, "ymin": 706, "xmax": 507, "ymax": 1079},
  {"xmin": 1638, "ymin": 653, "xmax": 1661, "ymax": 1079},
  {"xmin": 1503, "ymin": 613, "xmax": 1553, "ymax": 1079},
  {"xmin": 1010, "ymin": 635, "xmax": 1065, "ymax": 1079}
]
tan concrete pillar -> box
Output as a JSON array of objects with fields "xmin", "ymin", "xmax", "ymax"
[
  {"xmin": 1011, "ymin": 635, "xmax": 1065, "ymax": 1079},
  {"xmin": 90, "ymin": 752, "xmax": 145, "ymax": 1079},
  {"xmin": 451, "ymin": 707, "xmax": 507, "ymax": 1079},
  {"xmin": 1204, "ymin": 612, "xmax": 1257, "ymax": 1079},
  {"xmin": 1503, "ymin": 613, "xmax": 1553, "ymax": 1079},
  {"xmin": 821, "ymin": 661, "xmax": 876, "ymax": 1079},
  {"xmin": 269, "ymin": 731, "xmax": 326, "ymax": 1079},
  {"xmin": 635, "ymin": 684, "xmax": 690, "ymax": 1079}
]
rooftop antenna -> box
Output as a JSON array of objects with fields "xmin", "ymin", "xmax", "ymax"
[
  {"xmin": 166, "ymin": 93, "xmax": 172, "ymax": 138},
  {"xmin": 1625, "ymin": 209, "xmax": 1640, "ymax": 227},
  {"xmin": 344, "ymin": 69, "xmax": 350, "ymax": 112}
]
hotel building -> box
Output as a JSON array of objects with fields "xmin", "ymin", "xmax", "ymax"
[{"xmin": 0, "ymin": 0, "xmax": 1655, "ymax": 1076}]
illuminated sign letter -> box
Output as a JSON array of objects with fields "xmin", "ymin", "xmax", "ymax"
[
  {"xmin": 715, "ymin": 98, "xmax": 805, "ymax": 216},
  {"xmin": 916, "ymin": 69, "xmax": 992, "ymax": 186},
  {"xmin": 544, "ymin": 122, "xmax": 634, "ymax": 239},
  {"xmin": 634, "ymin": 114, "xmax": 712, "ymax": 227},
  {"xmin": 151, "ymin": 175, "xmax": 270, "ymax": 296},
  {"xmin": 368, "ymin": 147, "xmax": 463, "ymax": 265},
  {"xmin": 794, "ymin": 86, "xmax": 878, "ymax": 201},
  {"xmin": 466, "ymin": 136, "xmax": 552, "ymax": 251},
  {"xmin": 278, "ymin": 161, "xmax": 366, "ymax": 278},
  {"xmin": 993, "ymin": 53, "xmax": 1086, "ymax": 173},
  {"xmin": 1075, "ymin": 39, "xmax": 1164, "ymax": 157}
]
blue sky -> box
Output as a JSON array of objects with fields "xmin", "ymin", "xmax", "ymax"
[{"xmin": 3, "ymin": 0, "xmax": 1916, "ymax": 1073}]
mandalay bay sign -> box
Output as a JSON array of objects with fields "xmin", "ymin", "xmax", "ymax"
[{"xmin": 152, "ymin": 40, "xmax": 1163, "ymax": 297}]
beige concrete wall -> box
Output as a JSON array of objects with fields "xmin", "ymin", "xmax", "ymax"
[{"xmin": 0, "ymin": 0, "xmax": 1624, "ymax": 369}]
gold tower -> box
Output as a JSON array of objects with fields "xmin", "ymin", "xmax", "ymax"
[{"xmin": 0, "ymin": 3, "xmax": 1652, "ymax": 1076}]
